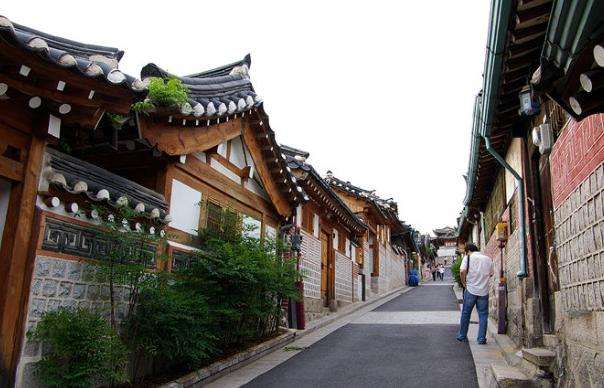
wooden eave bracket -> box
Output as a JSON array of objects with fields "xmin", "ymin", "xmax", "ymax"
[{"xmin": 138, "ymin": 115, "xmax": 242, "ymax": 156}]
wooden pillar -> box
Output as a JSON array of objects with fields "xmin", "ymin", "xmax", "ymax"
[{"xmin": 0, "ymin": 133, "xmax": 45, "ymax": 386}]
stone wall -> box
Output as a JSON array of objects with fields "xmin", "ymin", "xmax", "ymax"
[
  {"xmin": 334, "ymin": 251, "xmax": 352, "ymax": 304},
  {"xmin": 549, "ymin": 114, "xmax": 604, "ymax": 387},
  {"xmin": 16, "ymin": 255, "xmax": 132, "ymax": 387},
  {"xmin": 483, "ymin": 197, "xmax": 540, "ymax": 349},
  {"xmin": 553, "ymin": 163, "xmax": 604, "ymax": 387}
]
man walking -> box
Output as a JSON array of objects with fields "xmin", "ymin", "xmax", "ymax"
[{"xmin": 456, "ymin": 243, "xmax": 493, "ymax": 345}]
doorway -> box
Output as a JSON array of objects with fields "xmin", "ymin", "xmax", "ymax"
[{"xmin": 320, "ymin": 230, "xmax": 334, "ymax": 306}]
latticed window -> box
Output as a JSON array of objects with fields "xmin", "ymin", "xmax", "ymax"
[{"xmin": 206, "ymin": 201, "xmax": 222, "ymax": 233}]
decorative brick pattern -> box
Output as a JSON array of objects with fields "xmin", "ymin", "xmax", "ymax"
[
  {"xmin": 299, "ymin": 229, "xmax": 322, "ymax": 300},
  {"xmin": 42, "ymin": 218, "xmax": 157, "ymax": 268},
  {"xmin": 554, "ymin": 164, "xmax": 604, "ymax": 314},
  {"xmin": 550, "ymin": 114, "xmax": 604, "ymax": 208},
  {"xmin": 334, "ymin": 251, "xmax": 352, "ymax": 303}
]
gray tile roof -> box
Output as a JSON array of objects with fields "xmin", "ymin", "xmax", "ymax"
[
  {"xmin": 140, "ymin": 55, "xmax": 261, "ymax": 119},
  {"xmin": 0, "ymin": 15, "xmax": 145, "ymax": 91},
  {"xmin": 283, "ymin": 148, "xmax": 366, "ymax": 233}
]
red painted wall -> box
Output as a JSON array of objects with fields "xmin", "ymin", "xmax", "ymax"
[{"xmin": 550, "ymin": 114, "xmax": 604, "ymax": 208}]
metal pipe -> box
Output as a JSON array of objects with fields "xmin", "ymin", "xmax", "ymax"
[{"xmin": 483, "ymin": 136, "xmax": 528, "ymax": 278}]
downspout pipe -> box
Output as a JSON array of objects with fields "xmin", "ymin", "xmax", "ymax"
[{"xmin": 483, "ymin": 136, "xmax": 528, "ymax": 278}]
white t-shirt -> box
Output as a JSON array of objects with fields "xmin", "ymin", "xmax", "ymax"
[{"xmin": 460, "ymin": 252, "xmax": 494, "ymax": 296}]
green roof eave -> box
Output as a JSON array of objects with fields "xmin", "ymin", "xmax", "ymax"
[{"xmin": 480, "ymin": 0, "xmax": 513, "ymax": 138}]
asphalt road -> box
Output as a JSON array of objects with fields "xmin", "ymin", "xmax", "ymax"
[{"xmin": 244, "ymin": 285, "xmax": 478, "ymax": 388}]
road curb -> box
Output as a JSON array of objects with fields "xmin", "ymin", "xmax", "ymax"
[{"xmin": 160, "ymin": 329, "xmax": 297, "ymax": 388}]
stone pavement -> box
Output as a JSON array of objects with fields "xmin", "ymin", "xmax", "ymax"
[{"xmin": 208, "ymin": 283, "xmax": 481, "ymax": 387}]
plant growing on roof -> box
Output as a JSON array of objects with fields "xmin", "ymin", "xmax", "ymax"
[{"xmin": 132, "ymin": 77, "xmax": 189, "ymax": 113}]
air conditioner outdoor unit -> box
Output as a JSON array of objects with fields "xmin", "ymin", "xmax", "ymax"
[{"xmin": 531, "ymin": 123, "xmax": 553, "ymax": 155}]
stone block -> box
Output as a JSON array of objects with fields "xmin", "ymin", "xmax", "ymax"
[
  {"xmin": 47, "ymin": 299, "xmax": 61, "ymax": 312},
  {"xmin": 522, "ymin": 348, "xmax": 556, "ymax": 368},
  {"xmin": 81, "ymin": 265, "xmax": 97, "ymax": 282},
  {"xmin": 51, "ymin": 260, "xmax": 66, "ymax": 279},
  {"xmin": 41, "ymin": 279, "xmax": 58, "ymax": 297},
  {"xmin": 66, "ymin": 261, "xmax": 82, "ymax": 281},
  {"xmin": 30, "ymin": 279, "xmax": 41, "ymax": 296},
  {"xmin": 34, "ymin": 258, "xmax": 51, "ymax": 277},
  {"xmin": 60, "ymin": 299, "xmax": 77, "ymax": 310},
  {"xmin": 72, "ymin": 283, "xmax": 86, "ymax": 299},
  {"xmin": 87, "ymin": 285, "xmax": 99, "ymax": 300},
  {"xmin": 101, "ymin": 285, "xmax": 111, "ymax": 300},
  {"xmin": 487, "ymin": 364, "xmax": 531, "ymax": 388},
  {"xmin": 58, "ymin": 281, "xmax": 72, "ymax": 297},
  {"xmin": 29, "ymin": 298, "xmax": 47, "ymax": 319}
]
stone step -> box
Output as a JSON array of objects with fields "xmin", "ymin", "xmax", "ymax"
[
  {"xmin": 542, "ymin": 335, "xmax": 559, "ymax": 348},
  {"xmin": 487, "ymin": 363, "xmax": 532, "ymax": 388},
  {"xmin": 522, "ymin": 348, "xmax": 556, "ymax": 368}
]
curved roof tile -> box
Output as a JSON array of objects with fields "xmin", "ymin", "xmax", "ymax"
[
  {"xmin": 0, "ymin": 15, "xmax": 144, "ymax": 91},
  {"xmin": 140, "ymin": 56, "xmax": 259, "ymax": 118}
]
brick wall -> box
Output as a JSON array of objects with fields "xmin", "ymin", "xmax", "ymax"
[
  {"xmin": 16, "ymin": 256, "xmax": 132, "ymax": 387},
  {"xmin": 300, "ymin": 229, "xmax": 322, "ymax": 300},
  {"xmin": 550, "ymin": 114, "xmax": 604, "ymax": 208},
  {"xmin": 552, "ymin": 164, "xmax": 604, "ymax": 387},
  {"xmin": 549, "ymin": 114, "xmax": 604, "ymax": 387},
  {"xmin": 334, "ymin": 251, "xmax": 352, "ymax": 304}
]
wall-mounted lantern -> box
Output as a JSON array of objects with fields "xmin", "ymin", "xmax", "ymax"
[{"xmin": 518, "ymin": 85, "xmax": 540, "ymax": 116}]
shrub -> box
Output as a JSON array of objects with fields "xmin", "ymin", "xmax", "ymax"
[
  {"xmin": 177, "ymin": 232, "xmax": 300, "ymax": 350},
  {"xmin": 133, "ymin": 77, "xmax": 188, "ymax": 112},
  {"xmin": 451, "ymin": 255, "xmax": 463, "ymax": 288},
  {"xmin": 121, "ymin": 283, "xmax": 216, "ymax": 375},
  {"xmin": 28, "ymin": 308, "xmax": 128, "ymax": 388}
]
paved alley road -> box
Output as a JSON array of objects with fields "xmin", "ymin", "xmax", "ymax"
[{"xmin": 243, "ymin": 284, "xmax": 478, "ymax": 388}]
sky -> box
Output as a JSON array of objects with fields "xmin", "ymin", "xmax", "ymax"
[{"xmin": 4, "ymin": 1, "xmax": 490, "ymax": 235}]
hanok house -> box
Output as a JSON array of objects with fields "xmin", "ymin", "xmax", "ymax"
[
  {"xmin": 134, "ymin": 57, "xmax": 306, "ymax": 324},
  {"xmin": 431, "ymin": 226, "xmax": 458, "ymax": 277},
  {"xmin": 324, "ymin": 173, "xmax": 408, "ymax": 298},
  {"xmin": 282, "ymin": 145, "xmax": 366, "ymax": 325},
  {"xmin": 458, "ymin": 1, "xmax": 604, "ymax": 386},
  {"xmin": 0, "ymin": 17, "xmax": 306, "ymax": 386}
]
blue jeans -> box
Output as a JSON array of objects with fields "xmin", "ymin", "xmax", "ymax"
[{"xmin": 457, "ymin": 290, "xmax": 489, "ymax": 343}]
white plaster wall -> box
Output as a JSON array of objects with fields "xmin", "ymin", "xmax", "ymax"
[{"xmin": 169, "ymin": 179, "xmax": 201, "ymax": 234}]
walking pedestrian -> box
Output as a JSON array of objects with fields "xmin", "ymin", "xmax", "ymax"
[
  {"xmin": 456, "ymin": 243, "xmax": 494, "ymax": 345},
  {"xmin": 431, "ymin": 264, "xmax": 437, "ymax": 281},
  {"xmin": 438, "ymin": 264, "xmax": 445, "ymax": 281}
]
